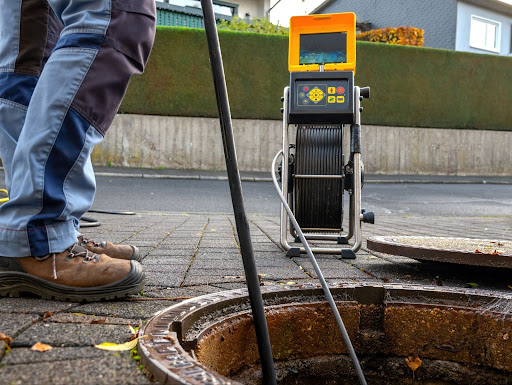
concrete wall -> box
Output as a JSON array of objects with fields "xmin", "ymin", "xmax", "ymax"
[
  {"xmin": 92, "ymin": 114, "xmax": 512, "ymax": 176},
  {"xmin": 456, "ymin": 1, "xmax": 512, "ymax": 55},
  {"xmin": 318, "ymin": 0, "xmax": 458, "ymax": 50}
]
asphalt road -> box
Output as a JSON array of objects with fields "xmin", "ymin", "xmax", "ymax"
[
  {"xmin": 89, "ymin": 176, "xmax": 512, "ymax": 216},
  {"xmin": 1, "ymin": 170, "xmax": 511, "ymax": 216}
]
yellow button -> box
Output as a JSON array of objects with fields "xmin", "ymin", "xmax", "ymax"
[
  {"xmin": 328, "ymin": 87, "xmax": 336, "ymax": 94},
  {"xmin": 328, "ymin": 96, "xmax": 336, "ymax": 103},
  {"xmin": 337, "ymin": 95, "xmax": 345, "ymax": 103},
  {"xmin": 308, "ymin": 88, "xmax": 324, "ymax": 102}
]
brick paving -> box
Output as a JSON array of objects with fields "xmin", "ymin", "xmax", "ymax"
[{"xmin": 1, "ymin": 210, "xmax": 512, "ymax": 384}]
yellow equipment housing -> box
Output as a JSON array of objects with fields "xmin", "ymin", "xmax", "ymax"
[{"xmin": 288, "ymin": 13, "xmax": 356, "ymax": 73}]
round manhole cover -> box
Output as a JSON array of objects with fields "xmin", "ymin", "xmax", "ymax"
[{"xmin": 367, "ymin": 236, "xmax": 512, "ymax": 268}]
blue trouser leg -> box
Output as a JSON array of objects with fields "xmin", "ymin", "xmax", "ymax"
[{"xmin": 0, "ymin": 0, "xmax": 155, "ymax": 257}]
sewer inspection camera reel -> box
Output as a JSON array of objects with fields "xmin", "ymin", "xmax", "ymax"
[{"xmin": 275, "ymin": 13, "xmax": 374, "ymax": 260}]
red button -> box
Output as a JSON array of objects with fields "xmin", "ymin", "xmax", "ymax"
[
  {"xmin": 337, "ymin": 87, "xmax": 345, "ymax": 94},
  {"xmin": 304, "ymin": 86, "xmax": 309, "ymax": 91}
]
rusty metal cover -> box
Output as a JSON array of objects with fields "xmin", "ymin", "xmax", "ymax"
[{"xmin": 367, "ymin": 236, "xmax": 512, "ymax": 269}]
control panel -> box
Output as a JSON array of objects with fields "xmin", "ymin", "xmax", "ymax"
[{"xmin": 289, "ymin": 71, "xmax": 354, "ymax": 124}]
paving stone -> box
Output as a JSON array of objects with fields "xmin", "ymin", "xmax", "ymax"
[
  {"xmin": 0, "ymin": 313, "xmax": 40, "ymax": 338},
  {"xmin": 0, "ymin": 298, "xmax": 76, "ymax": 314},
  {"xmin": 71, "ymin": 299, "xmax": 178, "ymax": 320},
  {"xmin": 12, "ymin": 323, "xmax": 133, "ymax": 348},
  {"xmin": 2, "ymin": 346, "xmax": 123, "ymax": 365},
  {"xmin": 0, "ymin": 352, "xmax": 151, "ymax": 385},
  {"xmin": 143, "ymin": 271, "xmax": 184, "ymax": 288},
  {"xmin": 46, "ymin": 313, "xmax": 138, "ymax": 326},
  {"xmin": 142, "ymin": 255, "xmax": 192, "ymax": 266},
  {"xmin": 146, "ymin": 245, "xmax": 196, "ymax": 256},
  {"xmin": 142, "ymin": 264, "xmax": 188, "ymax": 275},
  {"xmin": 183, "ymin": 274, "xmax": 246, "ymax": 286},
  {"xmin": 142, "ymin": 285, "xmax": 213, "ymax": 298}
]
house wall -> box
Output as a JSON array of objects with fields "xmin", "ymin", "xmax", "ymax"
[
  {"xmin": 268, "ymin": 0, "xmax": 325, "ymax": 27},
  {"xmin": 235, "ymin": 0, "xmax": 268, "ymax": 18},
  {"xmin": 456, "ymin": 1, "xmax": 512, "ymax": 55},
  {"xmin": 318, "ymin": 0, "xmax": 458, "ymax": 50}
]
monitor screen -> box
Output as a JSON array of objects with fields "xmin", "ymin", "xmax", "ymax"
[{"xmin": 299, "ymin": 32, "xmax": 347, "ymax": 65}]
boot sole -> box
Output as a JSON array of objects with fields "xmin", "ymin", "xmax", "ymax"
[{"xmin": 0, "ymin": 261, "xmax": 144, "ymax": 302}]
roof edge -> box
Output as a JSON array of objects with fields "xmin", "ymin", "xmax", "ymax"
[{"xmin": 459, "ymin": 0, "xmax": 512, "ymax": 18}]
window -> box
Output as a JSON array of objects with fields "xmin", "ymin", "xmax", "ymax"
[{"xmin": 470, "ymin": 15, "xmax": 501, "ymax": 52}]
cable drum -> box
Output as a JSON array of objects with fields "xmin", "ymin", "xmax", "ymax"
[{"xmin": 294, "ymin": 125, "xmax": 344, "ymax": 230}]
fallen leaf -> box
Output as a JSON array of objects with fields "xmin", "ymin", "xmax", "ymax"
[
  {"xmin": 0, "ymin": 333, "xmax": 12, "ymax": 351},
  {"xmin": 90, "ymin": 318, "xmax": 108, "ymax": 324},
  {"xmin": 42, "ymin": 312, "xmax": 52, "ymax": 320},
  {"xmin": 94, "ymin": 337, "xmax": 145, "ymax": 351},
  {"xmin": 31, "ymin": 342, "xmax": 53, "ymax": 352},
  {"xmin": 405, "ymin": 355, "xmax": 422, "ymax": 376},
  {"xmin": 0, "ymin": 333, "xmax": 12, "ymax": 345}
]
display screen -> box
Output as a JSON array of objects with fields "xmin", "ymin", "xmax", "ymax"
[{"xmin": 299, "ymin": 32, "xmax": 347, "ymax": 65}]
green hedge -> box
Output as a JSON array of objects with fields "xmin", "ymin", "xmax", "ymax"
[
  {"xmin": 121, "ymin": 26, "xmax": 512, "ymax": 130},
  {"xmin": 121, "ymin": 26, "xmax": 288, "ymax": 121}
]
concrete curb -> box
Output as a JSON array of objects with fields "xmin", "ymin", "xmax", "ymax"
[
  {"xmin": 94, "ymin": 171, "xmax": 271, "ymax": 182},
  {"xmin": 94, "ymin": 171, "xmax": 512, "ymax": 185},
  {"xmin": 2, "ymin": 167, "xmax": 511, "ymax": 185}
]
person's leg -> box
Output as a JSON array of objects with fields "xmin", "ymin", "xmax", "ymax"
[
  {"xmin": 0, "ymin": 0, "xmax": 156, "ymax": 258},
  {"xmin": 0, "ymin": 0, "xmax": 49, "ymax": 196},
  {"xmin": 0, "ymin": 0, "xmax": 155, "ymax": 301}
]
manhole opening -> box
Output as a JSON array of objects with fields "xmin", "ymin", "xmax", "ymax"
[{"xmin": 141, "ymin": 285, "xmax": 512, "ymax": 385}]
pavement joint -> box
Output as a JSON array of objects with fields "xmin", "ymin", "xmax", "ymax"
[{"xmin": 179, "ymin": 219, "xmax": 209, "ymax": 288}]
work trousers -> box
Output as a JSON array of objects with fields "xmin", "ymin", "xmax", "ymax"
[{"xmin": 0, "ymin": 0, "xmax": 156, "ymax": 257}]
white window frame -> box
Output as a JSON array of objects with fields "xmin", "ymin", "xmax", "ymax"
[{"xmin": 469, "ymin": 15, "xmax": 501, "ymax": 53}]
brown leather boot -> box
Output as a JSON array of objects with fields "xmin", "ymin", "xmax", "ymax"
[
  {"xmin": 0, "ymin": 244, "xmax": 144, "ymax": 302},
  {"xmin": 78, "ymin": 234, "xmax": 141, "ymax": 262}
]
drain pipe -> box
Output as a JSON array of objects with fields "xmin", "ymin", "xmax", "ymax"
[
  {"xmin": 200, "ymin": 1, "xmax": 277, "ymax": 384},
  {"xmin": 272, "ymin": 151, "xmax": 368, "ymax": 385}
]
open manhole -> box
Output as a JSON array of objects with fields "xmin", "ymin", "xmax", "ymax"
[
  {"xmin": 367, "ymin": 236, "xmax": 512, "ymax": 269},
  {"xmin": 139, "ymin": 283, "xmax": 512, "ymax": 384}
]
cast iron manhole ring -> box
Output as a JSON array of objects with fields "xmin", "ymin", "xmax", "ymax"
[{"xmin": 138, "ymin": 282, "xmax": 512, "ymax": 384}]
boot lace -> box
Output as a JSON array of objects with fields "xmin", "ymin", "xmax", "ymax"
[
  {"xmin": 35, "ymin": 244, "xmax": 100, "ymax": 280},
  {"xmin": 78, "ymin": 234, "xmax": 106, "ymax": 248}
]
